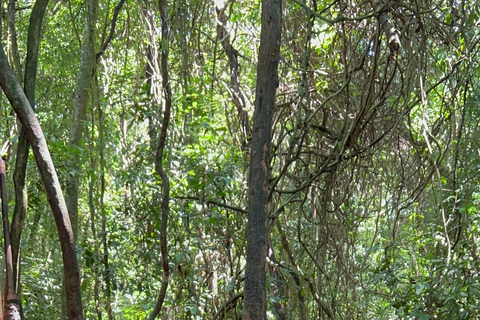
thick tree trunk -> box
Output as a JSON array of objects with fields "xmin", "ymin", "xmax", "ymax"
[
  {"xmin": 0, "ymin": 45, "xmax": 84, "ymax": 320},
  {"xmin": 243, "ymin": 0, "xmax": 281, "ymax": 319}
]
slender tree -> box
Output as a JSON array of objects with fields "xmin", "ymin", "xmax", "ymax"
[
  {"xmin": 10, "ymin": 0, "xmax": 49, "ymax": 293},
  {"xmin": 66, "ymin": 0, "xmax": 98, "ymax": 241},
  {"xmin": 147, "ymin": 0, "xmax": 172, "ymax": 318},
  {"xmin": 244, "ymin": 0, "xmax": 282, "ymax": 319},
  {"xmin": 1, "ymin": 159, "xmax": 23, "ymax": 319},
  {"xmin": 0, "ymin": 44, "xmax": 84, "ymax": 320}
]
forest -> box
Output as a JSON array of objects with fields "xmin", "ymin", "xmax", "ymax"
[{"xmin": 0, "ymin": 0, "xmax": 478, "ymax": 319}]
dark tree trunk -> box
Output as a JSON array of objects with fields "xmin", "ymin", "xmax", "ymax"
[
  {"xmin": 98, "ymin": 92, "xmax": 114, "ymax": 320},
  {"xmin": 0, "ymin": 45, "xmax": 84, "ymax": 320},
  {"xmin": 243, "ymin": 0, "xmax": 281, "ymax": 319},
  {"xmin": 147, "ymin": 0, "xmax": 171, "ymax": 318}
]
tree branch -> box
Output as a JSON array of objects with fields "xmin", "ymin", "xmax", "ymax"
[
  {"xmin": 213, "ymin": 292, "xmax": 244, "ymax": 320},
  {"xmin": 95, "ymin": 0, "xmax": 127, "ymax": 61}
]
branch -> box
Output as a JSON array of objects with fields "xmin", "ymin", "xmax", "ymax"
[
  {"xmin": 173, "ymin": 196, "xmax": 246, "ymax": 213},
  {"xmin": 95, "ymin": 0, "xmax": 127, "ymax": 61},
  {"xmin": 212, "ymin": 292, "xmax": 244, "ymax": 320},
  {"xmin": 377, "ymin": 8, "xmax": 401, "ymax": 53},
  {"xmin": 291, "ymin": 0, "xmax": 388, "ymax": 25}
]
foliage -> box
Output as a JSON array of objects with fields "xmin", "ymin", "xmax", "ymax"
[{"xmin": 0, "ymin": 0, "xmax": 479, "ymax": 318}]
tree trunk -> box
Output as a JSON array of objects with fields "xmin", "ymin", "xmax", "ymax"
[
  {"xmin": 98, "ymin": 88, "xmax": 113, "ymax": 320},
  {"xmin": 0, "ymin": 44, "xmax": 84, "ymax": 320},
  {"xmin": 65, "ymin": 0, "xmax": 98, "ymax": 242},
  {"xmin": 243, "ymin": 0, "xmax": 281, "ymax": 319},
  {"xmin": 147, "ymin": 0, "xmax": 171, "ymax": 318},
  {"xmin": 61, "ymin": 2, "xmax": 97, "ymax": 317},
  {"xmin": 1, "ymin": 159, "xmax": 23, "ymax": 320},
  {"xmin": 10, "ymin": 0, "xmax": 49, "ymax": 293},
  {"xmin": 7, "ymin": 0, "xmax": 22, "ymax": 81}
]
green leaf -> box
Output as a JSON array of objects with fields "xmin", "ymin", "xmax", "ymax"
[{"xmin": 445, "ymin": 13, "xmax": 452, "ymax": 25}]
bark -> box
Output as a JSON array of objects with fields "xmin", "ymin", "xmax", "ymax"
[
  {"xmin": 66, "ymin": 0, "xmax": 97, "ymax": 241},
  {"xmin": 147, "ymin": 0, "xmax": 172, "ymax": 318},
  {"xmin": 63, "ymin": 0, "xmax": 125, "ymax": 313},
  {"xmin": 87, "ymin": 167, "xmax": 101, "ymax": 319},
  {"xmin": 243, "ymin": 0, "xmax": 281, "ymax": 319},
  {"xmin": 143, "ymin": 5, "xmax": 161, "ymax": 150},
  {"xmin": 62, "ymin": 1, "xmax": 97, "ymax": 317},
  {"xmin": 86, "ymin": 100, "xmax": 101, "ymax": 319},
  {"xmin": 10, "ymin": 0, "xmax": 49, "ymax": 293},
  {"xmin": 0, "ymin": 44, "xmax": 84, "ymax": 320},
  {"xmin": 376, "ymin": 3, "xmax": 401, "ymax": 55},
  {"xmin": 65, "ymin": 0, "xmax": 125, "ymax": 242},
  {"xmin": 1, "ymin": 159, "xmax": 23, "ymax": 320}
]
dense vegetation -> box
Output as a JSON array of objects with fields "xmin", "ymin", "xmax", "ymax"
[{"xmin": 0, "ymin": 0, "xmax": 478, "ymax": 319}]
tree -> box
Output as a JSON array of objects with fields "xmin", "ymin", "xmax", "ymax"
[
  {"xmin": 0, "ymin": 0, "xmax": 479, "ymax": 318},
  {"xmin": 65, "ymin": 0, "xmax": 98, "ymax": 242},
  {"xmin": 10, "ymin": 0, "xmax": 49, "ymax": 296},
  {"xmin": 147, "ymin": 0, "xmax": 172, "ymax": 318},
  {"xmin": 244, "ymin": 0, "xmax": 281, "ymax": 319},
  {"xmin": 0, "ymin": 45, "xmax": 84, "ymax": 320}
]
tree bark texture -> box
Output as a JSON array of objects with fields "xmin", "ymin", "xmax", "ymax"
[
  {"xmin": 0, "ymin": 45, "xmax": 84, "ymax": 320},
  {"xmin": 244, "ymin": 0, "xmax": 281, "ymax": 319},
  {"xmin": 11, "ymin": 0, "xmax": 49, "ymax": 293}
]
